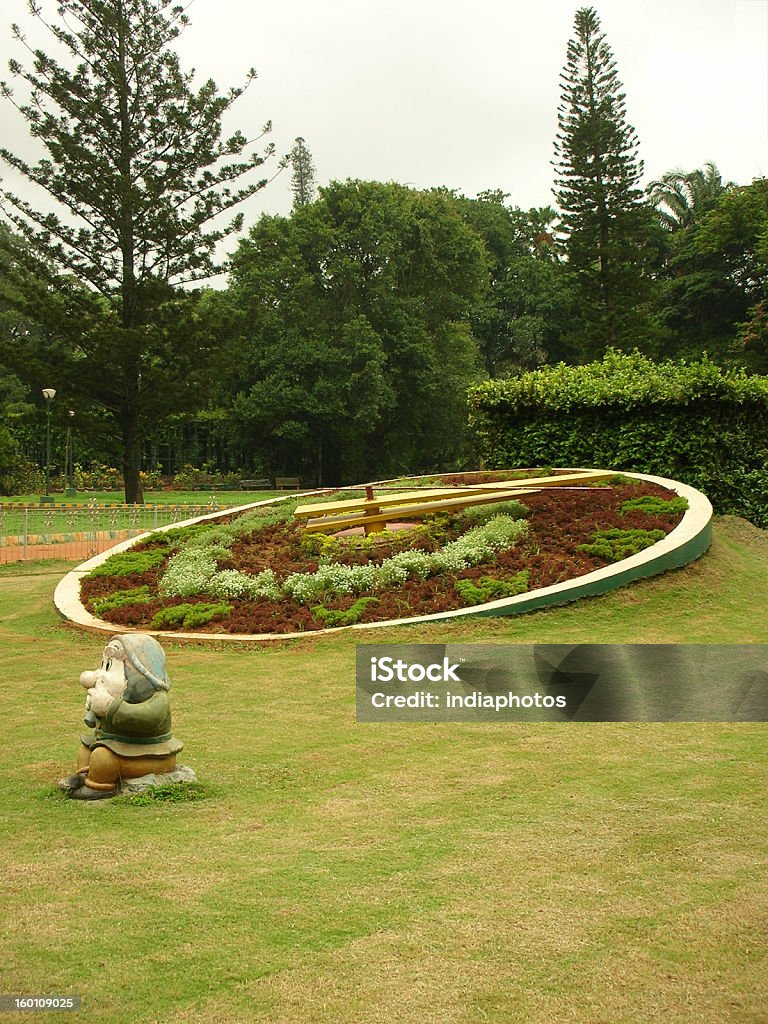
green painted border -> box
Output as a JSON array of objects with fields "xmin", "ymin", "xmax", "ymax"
[{"xmin": 471, "ymin": 513, "xmax": 712, "ymax": 619}]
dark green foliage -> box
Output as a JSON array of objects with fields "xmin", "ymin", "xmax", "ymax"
[
  {"xmin": 454, "ymin": 572, "xmax": 530, "ymax": 606},
  {"xmin": 0, "ymin": 367, "xmax": 36, "ymax": 494},
  {"xmin": 690, "ymin": 178, "xmax": 768, "ymax": 372},
  {"xmin": 89, "ymin": 549, "xmax": 167, "ymax": 578},
  {"xmin": 647, "ymin": 162, "xmax": 731, "ymax": 233},
  {"xmin": 290, "ymin": 137, "xmax": 317, "ymax": 209},
  {"xmin": 468, "ymin": 350, "xmax": 768, "ymax": 526},
  {"xmin": 0, "ymin": 1, "xmax": 276, "ymax": 503},
  {"xmin": 457, "ymin": 500, "xmax": 529, "ymax": 526},
  {"xmin": 578, "ymin": 528, "xmax": 665, "ymax": 562},
  {"xmin": 144, "ymin": 504, "xmax": 293, "ymax": 551},
  {"xmin": 227, "ymin": 180, "xmax": 488, "ymax": 484},
  {"xmin": 447, "ymin": 193, "xmax": 574, "ymax": 371},
  {"xmin": 91, "ymin": 586, "xmax": 151, "ymax": 616},
  {"xmin": 647, "ymin": 177, "xmax": 768, "ymax": 367},
  {"xmin": 553, "ymin": 7, "xmax": 657, "ymax": 353},
  {"xmin": 311, "ymin": 597, "xmax": 379, "ymax": 627},
  {"xmin": 142, "ymin": 524, "xmax": 217, "ymax": 548},
  {"xmin": 150, "ymin": 602, "xmax": 231, "ymax": 629},
  {"xmin": 620, "ymin": 495, "xmax": 688, "ymax": 517}
]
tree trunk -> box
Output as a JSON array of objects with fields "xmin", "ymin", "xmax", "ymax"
[
  {"xmin": 323, "ymin": 441, "xmax": 342, "ymax": 487},
  {"xmin": 117, "ymin": 2, "xmax": 142, "ymax": 505},
  {"xmin": 121, "ymin": 407, "xmax": 144, "ymax": 504}
]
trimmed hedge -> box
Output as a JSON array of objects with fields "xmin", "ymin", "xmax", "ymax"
[{"xmin": 468, "ymin": 351, "xmax": 768, "ymax": 527}]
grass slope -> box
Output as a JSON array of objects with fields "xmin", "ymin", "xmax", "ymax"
[{"xmin": 0, "ymin": 517, "xmax": 766, "ymax": 1023}]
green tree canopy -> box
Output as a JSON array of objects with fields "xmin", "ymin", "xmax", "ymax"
[
  {"xmin": 444, "ymin": 192, "xmax": 575, "ymax": 373},
  {"xmin": 0, "ymin": 0, "xmax": 279, "ymax": 501},
  {"xmin": 290, "ymin": 137, "xmax": 318, "ymax": 209},
  {"xmin": 226, "ymin": 180, "xmax": 488, "ymax": 484},
  {"xmin": 647, "ymin": 161, "xmax": 732, "ymax": 232},
  {"xmin": 648, "ymin": 177, "xmax": 768, "ymax": 368},
  {"xmin": 553, "ymin": 6, "xmax": 656, "ymax": 354}
]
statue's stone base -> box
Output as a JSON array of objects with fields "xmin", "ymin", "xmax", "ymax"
[{"xmin": 120, "ymin": 764, "xmax": 198, "ymax": 794}]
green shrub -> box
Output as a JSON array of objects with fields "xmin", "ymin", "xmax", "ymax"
[
  {"xmin": 147, "ymin": 505, "xmax": 293, "ymax": 555},
  {"xmin": 311, "ymin": 597, "xmax": 379, "ymax": 627},
  {"xmin": 184, "ymin": 527, "xmax": 233, "ymax": 549},
  {"xmin": 0, "ymin": 458, "xmax": 43, "ymax": 496},
  {"xmin": 150, "ymin": 602, "xmax": 232, "ymax": 629},
  {"xmin": 454, "ymin": 572, "xmax": 530, "ymax": 606},
  {"xmin": 468, "ymin": 350, "xmax": 768, "ymax": 527},
  {"xmin": 170, "ymin": 465, "xmax": 243, "ymax": 489},
  {"xmin": 91, "ymin": 586, "xmax": 152, "ymax": 616},
  {"xmin": 578, "ymin": 527, "xmax": 666, "ymax": 562},
  {"xmin": 89, "ymin": 548, "xmax": 167, "ymax": 578},
  {"xmin": 432, "ymin": 515, "xmax": 529, "ymax": 573},
  {"xmin": 208, "ymin": 568, "xmax": 282, "ymax": 600},
  {"xmin": 233, "ymin": 503, "xmax": 296, "ymax": 530},
  {"xmin": 159, "ymin": 541, "xmax": 235, "ymax": 597},
  {"xmin": 419, "ymin": 512, "xmax": 454, "ymax": 545},
  {"xmin": 74, "ymin": 463, "xmax": 123, "ymax": 490},
  {"xmin": 457, "ymin": 500, "xmax": 529, "ymax": 526},
  {"xmin": 620, "ymin": 495, "xmax": 689, "ymax": 517}
]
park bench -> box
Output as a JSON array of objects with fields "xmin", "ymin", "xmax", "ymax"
[
  {"xmin": 275, "ymin": 476, "xmax": 301, "ymax": 490},
  {"xmin": 293, "ymin": 470, "xmax": 615, "ymax": 535},
  {"xmin": 239, "ymin": 478, "xmax": 271, "ymax": 489}
]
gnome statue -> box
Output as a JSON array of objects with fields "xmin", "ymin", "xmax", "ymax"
[{"xmin": 59, "ymin": 633, "xmax": 184, "ymax": 800}]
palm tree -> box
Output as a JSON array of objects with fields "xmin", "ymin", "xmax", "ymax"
[
  {"xmin": 647, "ymin": 161, "xmax": 732, "ymax": 231},
  {"xmin": 527, "ymin": 206, "xmax": 563, "ymax": 259}
]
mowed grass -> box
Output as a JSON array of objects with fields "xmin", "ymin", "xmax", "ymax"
[
  {"xmin": 0, "ymin": 517, "xmax": 767, "ymax": 1023},
  {"xmin": 0, "ymin": 489, "xmax": 286, "ymax": 505}
]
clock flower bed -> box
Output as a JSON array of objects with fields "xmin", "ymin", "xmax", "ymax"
[{"xmin": 78, "ymin": 473, "xmax": 688, "ymax": 634}]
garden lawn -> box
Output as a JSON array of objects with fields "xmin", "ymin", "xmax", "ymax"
[
  {"xmin": 0, "ymin": 516, "xmax": 766, "ymax": 1024},
  {"xmin": 0, "ymin": 489, "xmax": 282, "ymax": 507}
]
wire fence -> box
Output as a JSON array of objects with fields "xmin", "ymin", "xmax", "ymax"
[{"xmin": 0, "ymin": 500, "xmax": 230, "ymax": 564}]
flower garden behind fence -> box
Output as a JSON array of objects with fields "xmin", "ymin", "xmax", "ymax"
[{"xmin": 0, "ymin": 502, "xmax": 228, "ymax": 564}]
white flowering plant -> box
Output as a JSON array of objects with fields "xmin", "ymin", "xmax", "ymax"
[{"xmin": 248, "ymin": 515, "xmax": 528, "ymax": 604}]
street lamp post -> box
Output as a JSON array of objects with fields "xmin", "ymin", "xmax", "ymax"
[
  {"xmin": 41, "ymin": 388, "xmax": 56, "ymax": 503},
  {"xmin": 65, "ymin": 410, "xmax": 76, "ymax": 497}
]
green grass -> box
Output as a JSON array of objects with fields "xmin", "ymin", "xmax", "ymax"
[
  {"xmin": 0, "ymin": 488, "xmax": 284, "ymax": 506},
  {"xmin": 0, "ymin": 517, "xmax": 767, "ymax": 1023}
]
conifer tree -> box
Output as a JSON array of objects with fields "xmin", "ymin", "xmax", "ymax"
[
  {"xmin": 553, "ymin": 6, "xmax": 654, "ymax": 352},
  {"xmin": 290, "ymin": 137, "xmax": 317, "ymax": 209},
  {"xmin": 0, "ymin": 0, "xmax": 278, "ymax": 502}
]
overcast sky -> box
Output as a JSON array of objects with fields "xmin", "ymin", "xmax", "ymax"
[{"xmin": 2, "ymin": 0, "xmax": 767, "ymax": 234}]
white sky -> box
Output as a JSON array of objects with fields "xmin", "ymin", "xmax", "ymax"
[{"xmin": 2, "ymin": 0, "xmax": 768, "ymax": 233}]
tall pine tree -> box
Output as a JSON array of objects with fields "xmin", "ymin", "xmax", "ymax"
[
  {"xmin": 0, "ymin": 0, "xmax": 278, "ymax": 502},
  {"xmin": 290, "ymin": 137, "xmax": 317, "ymax": 209},
  {"xmin": 553, "ymin": 6, "xmax": 654, "ymax": 354}
]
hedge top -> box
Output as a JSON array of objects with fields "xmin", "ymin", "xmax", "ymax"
[{"xmin": 467, "ymin": 351, "xmax": 768, "ymax": 414}]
